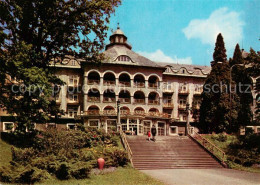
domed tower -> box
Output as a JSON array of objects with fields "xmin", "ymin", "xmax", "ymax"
[{"xmin": 105, "ymin": 25, "xmax": 132, "ymax": 50}]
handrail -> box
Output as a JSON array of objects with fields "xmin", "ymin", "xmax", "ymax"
[
  {"xmin": 189, "ymin": 131, "xmax": 226, "ymax": 164},
  {"xmin": 119, "ymin": 129, "xmax": 133, "ymax": 166}
]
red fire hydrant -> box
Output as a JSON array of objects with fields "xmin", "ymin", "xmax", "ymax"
[{"xmin": 97, "ymin": 158, "xmax": 105, "ymax": 170}]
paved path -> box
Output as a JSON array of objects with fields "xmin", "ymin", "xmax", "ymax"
[{"xmin": 141, "ymin": 168, "xmax": 260, "ymax": 185}]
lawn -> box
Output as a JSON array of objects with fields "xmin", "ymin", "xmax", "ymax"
[
  {"xmin": 0, "ymin": 139, "xmax": 164, "ymax": 185},
  {"xmin": 0, "ymin": 139, "xmax": 13, "ymax": 167},
  {"xmin": 36, "ymin": 167, "xmax": 164, "ymax": 185}
]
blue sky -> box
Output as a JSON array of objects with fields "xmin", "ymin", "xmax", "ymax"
[{"xmin": 106, "ymin": 0, "xmax": 259, "ymax": 66}]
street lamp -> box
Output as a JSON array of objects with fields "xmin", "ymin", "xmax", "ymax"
[
  {"xmin": 185, "ymin": 103, "xmax": 191, "ymax": 136},
  {"xmin": 116, "ymin": 100, "xmax": 121, "ymax": 131}
]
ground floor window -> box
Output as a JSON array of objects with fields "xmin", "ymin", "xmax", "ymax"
[
  {"xmin": 68, "ymin": 107, "xmax": 78, "ymax": 118},
  {"xmin": 107, "ymin": 119, "xmax": 117, "ymax": 133},
  {"xmin": 89, "ymin": 119, "xmax": 99, "ymax": 128},
  {"xmin": 122, "ymin": 124, "xmax": 127, "ymax": 131},
  {"xmin": 189, "ymin": 127, "xmax": 194, "ymax": 135},
  {"xmin": 169, "ymin": 126, "xmax": 178, "ymax": 135},
  {"xmin": 67, "ymin": 123, "xmax": 76, "ymax": 130},
  {"xmin": 257, "ymin": 126, "xmax": 260, "ymax": 134},
  {"xmin": 143, "ymin": 120, "xmax": 151, "ymax": 135},
  {"xmin": 3, "ymin": 122, "xmax": 14, "ymax": 132}
]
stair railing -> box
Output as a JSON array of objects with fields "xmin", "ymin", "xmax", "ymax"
[
  {"xmin": 189, "ymin": 131, "xmax": 226, "ymax": 165},
  {"xmin": 119, "ymin": 129, "xmax": 133, "ymax": 166}
]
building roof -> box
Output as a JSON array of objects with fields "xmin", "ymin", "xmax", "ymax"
[{"xmin": 102, "ymin": 45, "xmax": 163, "ymax": 68}]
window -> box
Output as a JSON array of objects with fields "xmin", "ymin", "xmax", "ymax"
[
  {"xmin": 46, "ymin": 123, "xmax": 56, "ymax": 129},
  {"xmin": 179, "ymin": 99, "xmax": 186, "ymax": 106},
  {"xmin": 3, "ymin": 122, "xmax": 14, "ymax": 132},
  {"xmin": 68, "ymin": 94, "xmax": 78, "ymax": 102},
  {"xmin": 116, "ymin": 55, "xmax": 131, "ymax": 62},
  {"xmin": 107, "ymin": 120, "xmax": 117, "ymax": 133},
  {"xmin": 122, "ymin": 125, "xmax": 127, "ymax": 131},
  {"xmin": 71, "ymin": 60, "xmax": 76, "ymax": 66},
  {"xmin": 256, "ymin": 127, "xmax": 260, "ymax": 134},
  {"xmin": 67, "ymin": 123, "xmax": 76, "ymax": 130},
  {"xmin": 170, "ymin": 126, "xmax": 178, "ymax": 135},
  {"xmin": 68, "ymin": 75, "xmax": 78, "ymax": 86},
  {"xmin": 89, "ymin": 120, "xmax": 99, "ymax": 128},
  {"xmin": 68, "ymin": 108, "xmax": 78, "ymax": 118}
]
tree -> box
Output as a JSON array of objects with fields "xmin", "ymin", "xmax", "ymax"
[
  {"xmin": 230, "ymin": 44, "xmax": 253, "ymax": 128},
  {"xmin": 245, "ymin": 48, "xmax": 260, "ymax": 124},
  {"xmin": 0, "ymin": 0, "xmax": 121, "ymax": 132},
  {"xmin": 199, "ymin": 33, "xmax": 238, "ymax": 133}
]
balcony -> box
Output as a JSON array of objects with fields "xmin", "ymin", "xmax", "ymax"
[
  {"xmin": 86, "ymin": 110, "xmax": 100, "ymax": 115},
  {"xmin": 148, "ymin": 100, "xmax": 159, "ymax": 105},
  {"xmin": 193, "ymin": 90, "xmax": 203, "ymax": 96},
  {"xmin": 88, "ymin": 80, "xmax": 100, "ymax": 85},
  {"xmin": 87, "ymin": 97, "xmax": 100, "ymax": 102},
  {"xmin": 119, "ymin": 98, "xmax": 131, "ymax": 104},
  {"xmin": 178, "ymin": 88, "xmax": 189, "ymax": 95},
  {"xmin": 120, "ymin": 110, "xmax": 130, "ymax": 115},
  {"xmin": 104, "ymin": 80, "xmax": 116, "ymax": 86},
  {"xmin": 148, "ymin": 83, "xmax": 158, "ymax": 89},
  {"xmin": 178, "ymin": 104, "xmax": 186, "ymax": 110},
  {"xmin": 134, "ymin": 82, "xmax": 145, "ymax": 88},
  {"xmin": 119, "ymin": 81, "xmax": 131, "ymax": 87},
  {"xmin": 147, "ymin": 112, "xmax": 169, "ymax": 118},
  {"xmin": 163, "ymin": 103, "xmax": 174, "ymax": 109},
  {"xmin": 134, "ymin": 99, "xmax": 145, "ymax": 104},
  {"xmin": 103, "ymin": 97, "xmax": 116, "ymax": 103},
  {"xmin": 103, "ymin": 110, "xmax": 116, "ymax": 115},
  {"xmin": 134, "ymin": 110, "xmax": 145, "ymax": 116}
]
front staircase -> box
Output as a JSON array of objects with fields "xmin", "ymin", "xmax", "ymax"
[{"xmin": 126, "ymin": 136, "xmax": 223, "ymax": 170}]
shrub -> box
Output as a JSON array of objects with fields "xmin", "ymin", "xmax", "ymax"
[
  {"xmin": 104, "ymin": 147, "xmax": 128, "ymax": 167},
  {"xmin": 56, "ymin": 163, "xmax": 70, "ymax": 180}
]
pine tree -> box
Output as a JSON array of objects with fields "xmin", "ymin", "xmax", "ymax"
[
  {"xmin": 245, "ymin": 48, "xmax": 260, "ymax": 124},
  {"xmin": 230, "ymin": 44, "xmax": 253, "ymax": 128},
  {"xmin": 199, "ymin": 33, "xmax": 238, "ymax": 133}
]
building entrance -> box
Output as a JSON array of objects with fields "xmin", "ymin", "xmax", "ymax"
[{"xmin": 158, "ymin": 122, "xmax": 165, "ymax": 136}]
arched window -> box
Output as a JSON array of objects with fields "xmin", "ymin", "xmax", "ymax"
[{"xmin": 115, "ymin": 55, "xmax": 132, "ymax": 62}]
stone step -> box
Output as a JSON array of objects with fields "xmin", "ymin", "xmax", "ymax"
[{"xmin": 127, "ymin": 136, "xmax": 223, "ymax": 169}]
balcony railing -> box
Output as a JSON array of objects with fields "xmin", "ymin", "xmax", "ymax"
[
  {"xmin": 83, "ymin": 110, "xmax": 169, "ymax": 118},
  {"xmin": 148, "ymin": 100, "xmax": 159, "ymax": 105},
  {"xmin": 134, "ymin": 110, "xmax": 145, "ymax": 116},
  {"xmin": 194, "ymin": 90, "xmax": 203, "ymax": 95},
  {"xmin": 88, "ymin": 79, "xmax": 100, "ymax": 85},
  {"xmin": 120, "ymin": 110, "xmax": 130, "ymax": 115},
  {"xmin": 103, "ymin": 97, "xmax": 116, "ymax": 103},
  {"xmin": 87, "ymin": 97, "xmax": 100, "ymax": 102},
  {"xmin": 148, "ymin": 83, "xmax": 158, "ymax": 88},
  {"xmin": 178, "ymin": 104, "xmax": 186, "ymax": 109},
  {"xmin": 148, "ymin": 112, "xmax": 169, "ymax": 118},
  {"xmin": 119, "ymin": 81, "xmax": 131, "ymax": 87},
  {"xmin": 103, "ymin": 110, "xmax": 116, "ymax": 115},
  {"xmin": 178, "ymin": 88, "xmax": 189, "ymax": 94},
  {"xmin": 104, "ymin": 80, "xmax": 116, "ymax": 85},
  {"xmin": 134, "ymin": 82, "xmax": 145, "ymax": 88},
  {"xmin": 134, "ymin": 99, "xmax": 145, "ymax": 104},
  {"xmin": 119, "ymin": 98, "xmax": 131, "ymax": 104},
  {"xmin": 163, "ymin": 103, "xmax": 174, "ymax": 108}
]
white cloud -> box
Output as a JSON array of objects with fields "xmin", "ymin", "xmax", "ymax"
[
  {"xmin": 137, "ymin": 49, "xmax": 192, "ymax": 64},
  {"xmin": 182, "ymin": 7, "xmax": 244, "ymax": 51}
]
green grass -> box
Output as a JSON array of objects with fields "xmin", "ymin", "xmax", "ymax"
[
  {"xmin": 36, "ymin": 167, "xmax": 165, "ymax": 185},
  {"xmin": 0, "ymin": 139, "xmax": 13, "ymax": 167}
]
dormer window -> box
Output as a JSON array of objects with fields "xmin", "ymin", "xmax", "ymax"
[{"xmin": 116, "ymin": 55, "xmax": 132, "ymax": 62}]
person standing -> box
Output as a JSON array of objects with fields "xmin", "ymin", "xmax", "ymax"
[
  {"xmin": 147, "ymin": 130, "xmax": 151, "ymax": 141},
  {"xmin": 151, "ymin": 125, "xmax": 156, "ymax": 142}
]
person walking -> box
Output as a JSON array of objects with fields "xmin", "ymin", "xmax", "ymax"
[
  {"xmin": 151, "ymin": 125, "xmax": 156, "ymax": 142},
  {"xmin": 147, "ymin": 130, "xmax": 151, "ymax": 141}
]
